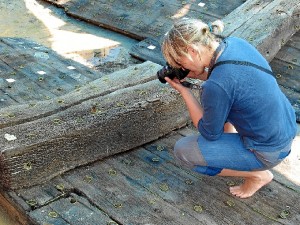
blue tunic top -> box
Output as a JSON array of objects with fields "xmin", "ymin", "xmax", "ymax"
[{"xmin": 198, "ymin": 37, "xmax": 297, "ymax": 151}]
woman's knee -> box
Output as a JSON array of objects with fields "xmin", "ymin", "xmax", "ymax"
[
  {"xmin": 173, "ymin": 135, "xmax": 206, "ymax": 167},
  {"xmin": 173, "ymin": 138, "xmax": 188, "ymax": 162}
]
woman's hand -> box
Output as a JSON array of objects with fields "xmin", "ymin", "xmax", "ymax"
[
  {"xmin": 165, "ymin": 77, "xmax": 203, "ymax": 128},
  {"xmin": 165, "ymin": 77, "xmax": 189, "ymax": 94}
]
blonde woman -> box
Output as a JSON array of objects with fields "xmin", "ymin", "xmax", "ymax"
[{"xmin": 161, "ymin": 18, "xmax": 297, "ymax": 198}]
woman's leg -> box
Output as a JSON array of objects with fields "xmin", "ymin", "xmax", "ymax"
[
  {"xmin": 174, "ymin": 133, "xmax": 292, "ymax": 198},
  {"xmin": 218, "ymin": 169, "xmax": 273, "ymax": 198},
  {"xmin": 174, "ymin": 135, "xmax": 207, "ymax": 169},
  {"xmin": 174, "ymin": 133, "xmax": 273, "ymax": 198},
  {"xmin": 223, "ymin": 122, "xmax": 237, "ymax": 133}
]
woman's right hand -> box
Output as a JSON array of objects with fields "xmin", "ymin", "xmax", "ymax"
[{"xmin": 165, "ymin": 77, "xmax": 203, "ymax": 128}]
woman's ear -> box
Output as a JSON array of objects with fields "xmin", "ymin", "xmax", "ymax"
[{"xmin": 187, "ymin": 46, "xmax": 198, "ymax": 56}]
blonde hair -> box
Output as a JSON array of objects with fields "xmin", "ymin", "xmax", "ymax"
[{"xmin": 162, "ymin": 18, "xmax": 224, "ymax": 68}]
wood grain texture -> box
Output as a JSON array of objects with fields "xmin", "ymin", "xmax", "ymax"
[
  {"xmin": 0, "ymin": 40, "xmax": 189, "ymax": 190},
  {"xmin": 4, "ymin": 127, "xmax": 299, "ymax": 225}
]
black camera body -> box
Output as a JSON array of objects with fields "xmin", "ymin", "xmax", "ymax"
[{"xmin": 157, "ymin": 65, "xmax": 190, "ymax": 83}]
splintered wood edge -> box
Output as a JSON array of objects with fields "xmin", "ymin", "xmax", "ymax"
[{"xmin": 0, "ymin": 192, "xmax": 31, "ymax": 225}]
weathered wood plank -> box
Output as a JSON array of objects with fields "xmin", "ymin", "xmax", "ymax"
[
  {"xmin": 0, "ymin": 37, "xmax": 105, "ymax": 106},
  {"xmin": 121, "ymin": 149, "xmax": 260, "ymax": 224},
  {"xmin": 280, "ymin": 86, "xmax": 300, "ymax": 122},
  {"xmin": 43, "ymin": 0, "xmax": 244, "ymax": 40},
  {"xmin": 0, "ymin": 63, "xmax": 190, "ymax": 189},
  {"xmin": 29, "ymin": 194, "xmax": 118, "ymax": 225},
  {"xmin": 6, "ymin": 129, "xmax": 299, "ymax": 224},
  {"xmin": 0, "ymin": 60, "xmax": 160, "ymax": 129},
  {"xmin": 221, "ymin": 0, "xmax": 274, "ymax": 36},
  {"xmin": 0, "ymin": 90, "xmax": 18, "ymax": 107},
  {"xmin": 270, "ymin": 31, "xmax": 300, "ymax": 122},
  {"xmin": 11, "ymin": 162, "xmax": 206, "ymax": 224},
  {"xmin": 1, "ymin": 76, "xmax": 58, "ymax": 103},
  {"xmin": 142, "ymin": 135, "xmax": 300, "ymax": 225},
  {"xmin": 0, "ymin": 192, "xmax": 32, "ymax": 225},
  {"xmin": 0, "ymin": 56, "xmax": 42, "ymax": 104},
  {"xmin": 130, "ymin": 38, "xmax": 166, "ymax": 65},
  {"xmin": 271, "ymin": 59, "xmax": 300, "ymax": 91},
  {"xmin": 63, "ymin": 161, "xmax": 205, "ymax": 225},
  {"xmin": 222, "ymin": 0, "xmax": 300, "ymax": 61}
]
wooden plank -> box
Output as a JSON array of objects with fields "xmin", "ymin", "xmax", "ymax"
[
  {"xmin": 0, "ymin": 38, "xmax": 100, "ymax": 81},
  {"xmin": 0, "ymin": 192, "xmax": 32, "ymax": 225},
  {"xmin": 29, "ymin": 194, "xmax": 118, "ymax": 225},
  {"xmin": 13, "ymin": 177, "xmax": 73, "ymax": 209},
  {"xmin": 0, "ymin": 64, "xmax": 59, "ymax": 103},
  {"xmin": 0, "ymin": 90, "xmax": 18, "ymax": 106},
  {"xmin": 12, "ymin": 164, "xmax": 206, "ymax": 224},
  {"xmin": 222, "ymin": 0, "xmax": 300, "ymax": 61},
  {"xmin": 130, "ymin": 38, "xmax": 165, "ymax": 65},
  {"xmin": 2, "ymin": 128, "xmax": 300, "ymax": 224},
  {"xmin": 0, "ymin": 37, "xmax": 105, "ymax": 106},
  {"xmin": 286, "ymin": 32, "xmax": 300, "ymax": 49},
  {"xmin": 271, "ymin": 59, "xmax": 300, "ymax": 92},
  {"xmin": 0, "ymin": 61, "xmax": 191, "ymax": 189},
  {"xmin": 62, "ymin": 161, "xmax": 205, "ymax": 225},
  {"xmin": 279, "ymin": 85, "xmax": 300, "ymax": 122},
  {"xmin": 4, "ymin": 176, "xmax": 120, "ymax": 224},
  {"xmin": 221, "ymin": 0, "xmax": 274, "ymax": 36},
  {"xmin": 43, "ymin": 0, "xmax": 244, "ymax": 40},
  {"xmin": 142, "ymin": 135, "xmax": 300, "ymax": 224},
  {"xmin": 1, "ymin": 76, "xmax": 58, "ymax": 103},
  {"xmin": 0, "ymin": 42, "xmax": 83, "ymax": 92},
  {"xmin": 270, "ymin": 31, "xmax": 300, "ymax": 122},
  {"xmin": 0, "ymin": 60, "xmax": 161, "ymax": 129}
]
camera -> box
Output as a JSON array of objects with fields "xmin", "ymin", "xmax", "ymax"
[{"xmin": 157, "ymin": 64, "xmax": 190, "ymax": 83}]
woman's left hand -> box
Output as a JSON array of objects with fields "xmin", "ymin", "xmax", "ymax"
[{"xmin": 165, "ymin": 77, "xmax": 190, "ymax": 94}]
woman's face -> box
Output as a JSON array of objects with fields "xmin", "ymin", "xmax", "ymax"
[{"xmin": 177, "ymin": 45, "xmax": 212, "ymax": 80}]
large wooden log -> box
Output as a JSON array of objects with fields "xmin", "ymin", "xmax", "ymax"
[
  {"xmin": 222, "ymin": 0, "xmax": 300, "ymax": 61},
  {"xmin": 0, "ymin": 52, "xmax": 190, "ymax": 189}
]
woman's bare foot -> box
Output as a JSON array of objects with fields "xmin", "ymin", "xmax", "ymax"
[{"xmin": 229, "ymin": 170, "xmax": 273, "ymax": 198}]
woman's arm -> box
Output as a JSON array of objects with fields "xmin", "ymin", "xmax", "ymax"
[{"xmin": 165, "ymin": 77, "xmax": 203, "ymax": 127}]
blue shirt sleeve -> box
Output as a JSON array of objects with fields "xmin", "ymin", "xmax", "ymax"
[{"xmin": 198, "ymin": 81, "xmax": 232, "ymax": 140}]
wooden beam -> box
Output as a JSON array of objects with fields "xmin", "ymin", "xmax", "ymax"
[
  {"xmin": 43, "ymin": 0, "xmax": 244, "ymax": 40},
  {"xmin": 222, "ymin": 0, "xmax": 300, "ymax": 61},
  {"xmin": 0, "ymin": 39, "xmax": 191, "ymax": 190}
]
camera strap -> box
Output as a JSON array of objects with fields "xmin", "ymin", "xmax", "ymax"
[
  {"xmin": 211, "ymin": 60, "xmax": 274, "ymax": 76},
  {"xmin": 184, "ymin": 61, "xmax": 274, "ymax": 90}
]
